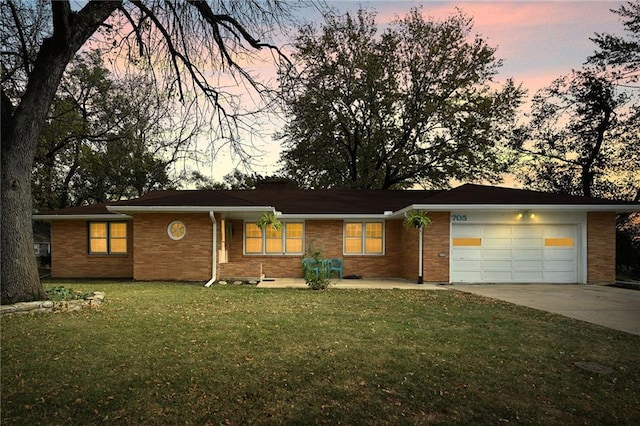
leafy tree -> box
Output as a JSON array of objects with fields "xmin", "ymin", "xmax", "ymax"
[
  {"xmin": 513, "ymin": 2, "xmax": 640, "ymax": 277},
  {"xmin": 588, "ymin": 1, "xmax": 639, "ymax": 88},
  {"xmin": 32, "ymin": 51, "xmax": 179, "ymax": 211},
  {"xmin": 1, "ymin": 0, "xmax": 311, "ymax": 304},
  {"xmin": 277, "ymin": 8, "xmax": 524, "ymax": 189},
  {"xmin": 514, "ymin": 69, "xmax": 638, "ymax": 200}
]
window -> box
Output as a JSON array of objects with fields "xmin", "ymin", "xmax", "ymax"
[
  {"xmin": 244, "ymin": 222, "xmax": 304, "ymax": 255},
  {"xmin": 89, "ymin": 222, "xmax": 128, "ymax": 254},
  {"xmin": 344, "ymin": 221, "xmax": 384, "ymax": 255}
]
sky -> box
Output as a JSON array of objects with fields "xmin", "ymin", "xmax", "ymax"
[{"xmin": 196, "ymin": 0, "xmax": 627, "ymax": 183}]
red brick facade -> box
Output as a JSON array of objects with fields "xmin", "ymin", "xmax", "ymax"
[
  {"xmin": 49, "ymin": 210, "xmax": 617, "ymax": 284},
  {"xmin": 586, "ymin": 212, "xmax": 616, "ymax": 284},
  {"xmin": 132, "ymin": 213, "xmax": 213, "ymax": 281},
  {"xmin": 51, "ymin": 220, "xmax": 133, "ymax": 278}
]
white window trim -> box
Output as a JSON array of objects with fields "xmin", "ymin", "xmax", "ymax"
[
  {"xmin": 243, "ymin": 221, "xmax": 305, "ymax": 256},
  {"xmin": 167, "ymin": 220, "xmax": 187, "ymax": 241},
  {"xmin": 343, "ymin": 220, "xmax": 385, "ymax": 256}
]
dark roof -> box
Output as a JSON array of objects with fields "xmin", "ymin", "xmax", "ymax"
[
  {"xmin": 35, "ymin": 184, "xmax": 638, "ymax": 217},
  {"xmin": 423, "ymin": 184, "xmax": 631, "ymax": 205}
]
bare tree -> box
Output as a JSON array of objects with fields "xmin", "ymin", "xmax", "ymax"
[{"xmin": 1, "ymin": 0, "xmax": 314, "ymax": 304}]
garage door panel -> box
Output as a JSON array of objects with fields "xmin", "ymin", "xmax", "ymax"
[
  {"xmin": 544, "ymin": 250, "xmax": 576, "ymax": 261},
  {"xmin": 544, "ymin": 271, "xmax": 576, "ymax": 283},
  {"xmin": 482, "ymin": 249, "xmax": 512, "ymax": 260},
  {"xmin": 513, "ymin": 238, "xmax": 543, "ymax": 248},
  {"xmin": 483, "ymin": 260, "xmax": 512, "ymax": 270},
  {"xmin": 451, "ymin": 249, "xmax": 481, "ymax": 261},
  {"xmin": 513, "ymin": 260, "xmax": 544, "ymax": 270},
  {"xmin": 513, "ymin": 227, "xmax": 543, "ymax": 237},
  {"xmin": 512, "ymin": 249, "xmax": 543, "ymax": 260},
  {"xmin": 451, "ymin": 224, "xmax": 579, "ymax": 283},
  {"xmin": 513, "ymin": 271, "xmax": 544, "ymax": 281},
  {"xmin": 545, "ymin": 260, "xmax": 577, "ymax": 272},
  {"xmin": 483, "ymin": 271, "xmax": 512, "ymax": 281},
  {"xmin": 451, "ymin": 260, "xmax": 482, "ymax": 271},
  {"xmin": 483, "ymin": 238, "xmax": 511, "ymax": 247}
]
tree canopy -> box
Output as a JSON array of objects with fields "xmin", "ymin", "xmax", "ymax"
[
  {"xmin": 1, "ymin": 0, "xmax": 312, "ymax": 304},
  {"xmin": 277, "ymin": 8, "xmax": 524, "ymax": 189},
  {"xmin": 513, "ymin": 2, "xmax": 639, "ymax": 202}
]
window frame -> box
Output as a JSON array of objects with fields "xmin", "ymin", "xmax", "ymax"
[
  {"xmin": 88, "ymin": 221, "xmax": 128, "ymax": 255},
  {"xmin": 343, "ymin": 221, "xmax": 385, "ymax": 256},
  {"xmin": 243, "ymin": 221, "xmax": 305, "ymax": 256}
]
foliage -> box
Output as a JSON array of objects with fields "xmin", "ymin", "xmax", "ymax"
[
  {"xmin": 303, "ymin": 242, "xmax": 331, "ymax": 290},
  {"xmin": 2, "ymin": 282, "xmax": 639, "ymax": 424},
  {"xmin": 1, "ymin": 0, "xmax": 313, "ymax": 304},
  {"xmin": 32, "ymin": 51, "xmax": 178, "ymax": 211},
  {"xmin": 278, "ymin": 8, "xmax": 525, "ymax": 189},
  {"xmin": 588, "ymin": 1, "xmax": 640, "ymax": 87},
  {"xmin": 513, "ymin": 69, "xmax": 638, "ymax": 200},
  {"xmin": 44, "ymin": 286, "xmax": 87, "ymax": 301},
  {"xmin": 403, "ymin": 210, "xmax": 432, "ymax": 229},
  {"xmin": 256, "ymin": 212, "xmax": 282, "ymax": 232}
]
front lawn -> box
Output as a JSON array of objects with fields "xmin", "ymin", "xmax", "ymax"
[{"xmin": 2, "ymin": 282, "xmax": 639, "ymax": 424}]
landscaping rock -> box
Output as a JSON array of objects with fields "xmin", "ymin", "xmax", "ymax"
[{"xmin": 0, "ymin": 291, "xmax": 105, "ymax": 316}]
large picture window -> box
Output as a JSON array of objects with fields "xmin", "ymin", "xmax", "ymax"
[
  {"xmin": 244, "ymin": 222, "xmax": 304, "ymax": 255},
  {"xmin": 89, "ymin": 222, "xmax": 128, "ymax": 254},
  {"xmin": 344, "ymin": 221, "xmax": 384, "ymax": 255}
]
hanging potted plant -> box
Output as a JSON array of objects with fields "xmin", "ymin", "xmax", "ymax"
[
  {"xmin": 403, "ymin": 210, "xmax": 432, "ymax": 229},
  {"xmin": 256, "ymin": 212, "xmax": 282, "ymax": 231},
  {"xmin": 403, "ymin": 210, "xmax": 432, "ymax": 284}
]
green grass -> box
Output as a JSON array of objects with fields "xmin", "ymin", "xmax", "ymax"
[{"xmin": 2, "ymin": 281, "xmax": 639, "ymax": 425}]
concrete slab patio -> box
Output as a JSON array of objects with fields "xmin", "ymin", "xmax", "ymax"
[
  {"xmin": 449, "ymin": 284, "xmax": 640, "ymax": 336},
  {"xmin": 257, "ymin": 278, "xmax": 446, "ymax": 290}
]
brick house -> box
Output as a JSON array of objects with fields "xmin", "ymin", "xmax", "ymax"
[{"xmin": 33, "ymin": 184, "xmax": 639, "ymax": 284}]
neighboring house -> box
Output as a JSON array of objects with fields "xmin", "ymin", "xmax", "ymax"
[{"xmin": 33, "ymin": 184, "xmax": 639, "ymax": 285}]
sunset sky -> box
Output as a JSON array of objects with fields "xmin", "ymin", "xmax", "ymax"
[{"xmin": 200, "ymin": 1, "xmax": 627, "ymax": 183}]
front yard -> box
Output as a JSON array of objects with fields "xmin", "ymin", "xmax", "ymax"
[{"xmin": 1, "ymin": 281, "xmax": 639, "ymax": 424}]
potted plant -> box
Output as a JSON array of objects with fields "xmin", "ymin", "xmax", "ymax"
[
  {"xmin": 403, "ymin": 210, "xmax": 432, "ymax": 229},
  {"xmin": 256, "ymin": 212, "xmax": 282, "ymax": 231}
]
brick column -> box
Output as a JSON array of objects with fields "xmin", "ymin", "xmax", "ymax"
[{"xmin": 587, "ymin": 212, "xmax": 616, "ymax": 284}]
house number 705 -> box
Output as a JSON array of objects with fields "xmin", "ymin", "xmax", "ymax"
[{"xmin": 451, "ymin": 215, "xmax": 467, "ymax": 222}]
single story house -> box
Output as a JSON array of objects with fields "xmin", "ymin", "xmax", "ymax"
[{"xmin": 33, "ymin": 183, "xmax": 639, "ymax": 285}]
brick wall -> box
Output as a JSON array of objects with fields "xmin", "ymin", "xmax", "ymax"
[
  {"xmin": 132, "ymin": 213, "xmax": 213, "ymax": 281},
  {"xmin": 218, "ymin": 219, "xmax": 408, "ymax": 279},
  {"xmin": 587, "ymin": 212, "xmax": 616, "ymax": 284},
  {"xmin": 400, "ymin": 212, "xmax": 450, "ymax": 283},
  {"xmin": 423, "ymin": 212, "xmax": 450, "ymax": 283},
  {"xmin": 51, "ymin": 220, "xmax": 133, "ymax": 278}
]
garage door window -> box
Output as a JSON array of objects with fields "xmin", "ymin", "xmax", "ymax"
[
  {"xmin": 453, "ymin": 238, "xmax": 482, "ymax": 246},
  {"xmin": 545, "ymin": 238, "xmax": 574, "ymax": 247}
]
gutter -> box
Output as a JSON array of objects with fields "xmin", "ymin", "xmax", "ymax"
[
  {"xmin": 32, "ymin": 214, "xmax": 132, "ymax": 221},
  {"xmin": 107, "ymin": 205, "xmax": 275, "ymax": 214},
  {"xmin": 204, "ymin": 211, "xmax": 217, "ymax": 287}
]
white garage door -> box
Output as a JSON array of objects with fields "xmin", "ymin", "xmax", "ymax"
[{"xmin": 451, "ymin": 224, "xmax": 578, "ymax": 283}]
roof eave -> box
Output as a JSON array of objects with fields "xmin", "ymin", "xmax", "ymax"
[
  {"xmin": 106, "ymin": 205, "xmax": 276, "ymax": 214},
  {"xmin": 397, "ymin": 204, "xmax": 639, "ymax": 215},
  {"xmin": 33, "ymin": 213, "xmax": 132, "ymax": 221}
]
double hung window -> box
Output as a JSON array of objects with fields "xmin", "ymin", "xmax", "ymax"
[
  {"xmin": 89, "ymin": 222, "xmax": 128, "ymax": 254},
  {"xmin": 244, "ymin": 222, "xmax": 304, "ymax": 255},
  {"xmin": 344, "ymin": 222, "xmax": 384, "ymax": 255}
]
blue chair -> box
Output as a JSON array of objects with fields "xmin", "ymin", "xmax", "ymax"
[
  {"xmin": 327, "ymin": 258, "xmax": 343, "ymax": 279},
  {"xmin": 302, "ymin": 258, "xmax": 319, "ymax": 276}
]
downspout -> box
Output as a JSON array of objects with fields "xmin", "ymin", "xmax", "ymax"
[
  {"xmin": 418, "ymin": 226, "xmax": 424, "ymax": 284},
  {"xmin": 204, "ymin": 211, "xmax": 217, "ymax": 287}
]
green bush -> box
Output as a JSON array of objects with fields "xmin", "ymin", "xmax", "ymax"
[
  {"xmin": 303, "ymin": 242, "xmax": 331, "ymax": 290},
  {"xmin": 45, "ymin": 286, "xmax": 85, "ymax": 301}
]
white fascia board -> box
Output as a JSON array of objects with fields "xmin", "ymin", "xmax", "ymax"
[
  {"xmin": 106, "ymin": 205, "xmax": 275, "ymax": 214},
  {"xmin": 278, "ymin": 214, "xmax": 389, "ymax": 220},
  {"xmin": 394, "ymin": 204, "xmax": 639, "ymax": 216},
  {"xmin": 32, "ymin": 214, "xmax": 132, "ymax": 221}
]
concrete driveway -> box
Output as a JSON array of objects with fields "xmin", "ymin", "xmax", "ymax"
[{"xmin": 449, "ymin": 284, "xmax": 640, "ymax": 336}]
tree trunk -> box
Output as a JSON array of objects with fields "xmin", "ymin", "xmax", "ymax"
[{"xmin": 1, "ymin": 1, "xmax": 120, "ymax": 304}]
